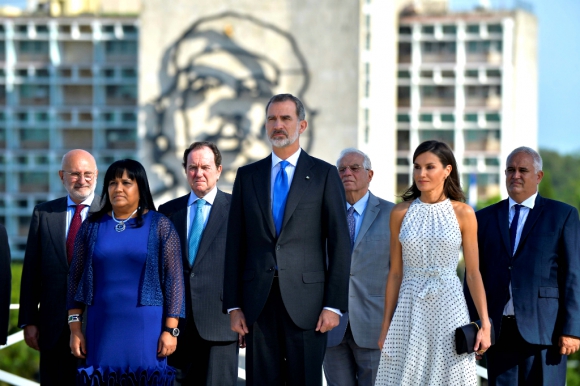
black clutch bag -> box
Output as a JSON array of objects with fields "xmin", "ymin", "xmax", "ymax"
[{"xmin": 455, "ymin": 318, "xmax": 495, "ymax": 354}]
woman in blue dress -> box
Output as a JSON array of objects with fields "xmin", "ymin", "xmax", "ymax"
[{"xmin": 67, "ymin": 159, "xmax": 185, "ymax": 385}]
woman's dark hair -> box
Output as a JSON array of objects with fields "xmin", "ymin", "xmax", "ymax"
[
  {"xmin": 401, "ymin": 140, "xmax": 465, "ymax": 202},
  {"xmin": 93, "ymin": 159, "xmax": 156, "ymax": 227}
]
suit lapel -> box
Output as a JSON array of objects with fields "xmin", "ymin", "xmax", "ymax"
[
  {"xmin": 252, "ymin": 156, "xmax": 276, "ymax": 238},
  {"xmin": 195, "ymin": 190, "xmax": 227, "ymax": 265},
  {"xmin": 496, "ymin": 199, "xmax": 511, "ymax": 258},
  {"xmin": 48, "ymin": 198, "xmax": 68, "ymax": 269},
  {"xmin": 353, "ymin": 192, "xmax": 379, "ymax": 251},
  {"xmin": 169, "ymin": 196, "xmax": 190, "ymax": 267},
  {"xmin": 514, "ymin": 194, "xmax": 545, "ymax": 259},
  {"xmin": 281, "ymin": 151, "xmax": 314, "ymax": 233}
]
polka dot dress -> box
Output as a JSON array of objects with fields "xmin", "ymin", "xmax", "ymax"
[{"xmin": 375, "ymin": 198, "xmax": 476, "ymax": 386}]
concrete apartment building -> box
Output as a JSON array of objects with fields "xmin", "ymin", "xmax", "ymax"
[
  {"xmin": 394, "ymin": 2, "xmax": 537, "ymax": 201},
  {"xmin": 0, "ymin": 0, "xmax": 536, "ymax": 257},
  {"xmin": 0, "ymin": 0, "xmax": 139, "ymax": 258}
]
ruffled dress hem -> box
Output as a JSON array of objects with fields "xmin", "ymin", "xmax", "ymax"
[{"xmin": 77, "ymin": 365, "xmax": 176, "ymax": 386}]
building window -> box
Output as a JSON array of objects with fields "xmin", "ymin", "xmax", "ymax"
[
  {"xmin": 398, "ymin": 70, "xmax": 411, "ymax": 79},
  {"xmin": 18, "ymin": 41, "xmax": 49, "ymax": 54},
  {"xmin": 20, "ymin": 128, "xmax": 50, "ymax": 149},
  {"xmin": 442, "ymin": 25, "xmax": 457, "ymax": 35},
  {"xmin": 397, "ymin": 114, "xmax": 410, "ymax": 123},
  {"xmin": 487, "ymin": 24, "xmax": 503, "ymax": 34},
  {"xmin": 419, "ymin": 130, "xmax": 454, "ymax": 149},
  {"xmin": 122, "ymin": 25, "xmax": 137, "ymax": 34},
  {"xmin": 464, "ymin": 114, "xmax": 478, "ymax": 123},
  {"xmin": 419, "ymin": 114, "xmax": 433, "ymax": 122},
  {"xmin": 399, "ymin": 26, "xmax": 412, "ymax": 35},
  {"xmin": 397, "ymin": 157, "xmax": 410, "ymax": 166},
  {"xmin": 485, "ymin": 158, "xmax": 500, "ymax": 166},
  {"xmin": 121, "ymin": 68, "xmax": 137, "ymax": 78},
  {"xmin": 465, "ymin": 69, "xmax": 478, "ymax": 78},
  {"xmin": 466, "ymin": 24, "xmax": 480, "ymax": 34},
  {"xmin": 486, "ymin": 113, "xmax": 500, "ymax": 122},
  {"xmin": 122, "ymin": 112, "xmax": 137, "ymax": 122},
  {"xmin": 397, "ymin": 174, "xmax": 410, "ymax": 195},
  {"xmin": 105, "ymin": 41, "xmax": 137, "ymax": 55},
  {"xmin": 398, "ymin": 42, "xmax": 412, "ymax": 63},
  {"xmin": 441, "ymin": 114, "xmax": 455, "ymax": 123},
  {"xmin": 19, "ymin": 172, "xmax": 49, "ymax": 193},
  {"xmin": 420, "ymin": 86, "xmax": 455, "ymax": 107},
  {"xmin": 397, "ymin": 130, "xmax": 410, "ymax": 151},
  {"xmin": 463, "ymin": 158, "xmax": 478, "ymax": 166},
  {"xmin": 464, "ymin": 129, "xmax": 500, "ymax": 151},
  {"xmin": 421, "ymin": 25, "xmax": 434, "ymax": 34},
  {"xmin": 397, "ymin": 86, "xmax": 411, "ymax": 107}
]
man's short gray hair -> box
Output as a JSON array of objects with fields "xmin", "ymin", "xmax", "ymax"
[
  {"xmin": 507, "ymin": 146, "xmax": 543, "ymax": 172},
  {"xmin": 336, "ymin": 148, "xmax": 372, "ymax": 170}
]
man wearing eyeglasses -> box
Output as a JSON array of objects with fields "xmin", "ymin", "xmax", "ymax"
[
  {"xmin": 19, "ymin": 149, "xmax": 101, "ymax": 386},
  {"xmin": 324, "ymin": 148, "xmax": 394, "ymax": 386}
]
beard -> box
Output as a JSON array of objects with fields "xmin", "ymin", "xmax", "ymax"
[{"xmin": 268, "ymin": 128, "xmax": 300, "ymax": 148}]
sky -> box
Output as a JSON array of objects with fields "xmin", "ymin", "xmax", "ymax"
[{"xmin": 1, "ymin": 0, "xmax": 579, "ymax": 154}]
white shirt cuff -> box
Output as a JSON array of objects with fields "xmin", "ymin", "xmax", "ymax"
[
  {"xmin": 227, "ymin": 307, "xmax": 241, "ymax": 314},
  {"xmin": 324, "ymin": 307, "xmax": 342, "ymax": 317}
]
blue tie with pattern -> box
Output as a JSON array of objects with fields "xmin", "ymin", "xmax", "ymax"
[
  {"xmin": 347, "ymin": 206, "xmax": 356, "ymax": 250},
  {"xmin": 510, "ymin": 204, "xmax": 522, "ymax": 256},
  {"xmin": 188, "ymin": 198, "xmax": 206, "ymax": 266},
  {"xmin": 272, "ymin": 160, "xmax": 290, "ymax": 237}
]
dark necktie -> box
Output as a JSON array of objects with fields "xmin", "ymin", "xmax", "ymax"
[
  {"xmin": 347, "ymin": 206, "xmax": 356, "ymax": 250},
  {"xmin": 188, "ymin": 199, "xmax": 206, "ymax": 267},
  {"xmin": 272, "ymin": 160, "xmax": 290, "ymax": 236},
  {"xmin": 510, "ymin": 204, "xmax": 523, "ymax": 256},
  {"xmin": 67, "ymin": 204, "xmax": 87, "ymax": 264}
]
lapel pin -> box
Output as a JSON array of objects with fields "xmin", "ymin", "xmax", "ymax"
[{"xmin": 305, "ymin": 176, "xmax": 310, "ymax": 180}]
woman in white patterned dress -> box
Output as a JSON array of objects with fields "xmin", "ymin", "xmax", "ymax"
[{"xmin": 375, "ymin": 140, "xmax": 491, "ymax": 385}]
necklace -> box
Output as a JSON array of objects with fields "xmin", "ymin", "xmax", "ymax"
[{"xmin": 111, "ymin": 208, "xmax": 139, "ymax": 232}]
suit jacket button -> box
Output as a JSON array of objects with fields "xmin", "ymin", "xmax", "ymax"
[
  {"xmin": 508, "ymin": 266, "xmax": 512, "ymax": 270},
  {"xmin": 276, "ymin": 245, "xmax": 281, "ymax": 251},
  {"xmin": 191, "ymin": 273, "xmax": 195, "ymax": 276}
]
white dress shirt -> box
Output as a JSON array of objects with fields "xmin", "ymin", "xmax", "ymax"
[{"xmin": 503, "ymin": 192, "xmax": 537, "ymax": 316}]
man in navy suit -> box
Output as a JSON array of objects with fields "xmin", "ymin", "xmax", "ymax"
[
  {"xmin": 466, "ymin": 146, "xmax": 580, "ymax": 385},
  {"xmin": 223, "ymin": 93, "xmax": 351, "ymax": 385}
]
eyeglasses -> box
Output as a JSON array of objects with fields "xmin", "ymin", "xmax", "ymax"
[
  {"xmin": 338, "ymin": 165, "xmax": 368, "ymax": 174},
  {"xmin": 61, "ymin": 171, "xmax": 96, "ymax": 181}
]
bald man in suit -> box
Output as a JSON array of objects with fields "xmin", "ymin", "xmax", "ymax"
[{"xmin": 19, "ymin": 149, "xmax": 101, "ymax": 386}]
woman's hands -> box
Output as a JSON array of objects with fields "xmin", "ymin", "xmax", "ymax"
[
  {"xmin": 157, "ymin": 332, "xmax": 177, "ymax": 357},
  {"xmin": 70, "ymin": 328, "xmax": 87, "ymax": 359},
  {"xmin": 377, "ymin": 322, "xmax": 390, "ymax": 350},
  {"xmin": 474, "ymin": 321, "xmax": 492, "ymax": 359}
]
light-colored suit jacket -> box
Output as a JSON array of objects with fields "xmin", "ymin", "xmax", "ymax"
[{"xmin": 327, "ymin": 192, "xmax": 394, "ymax": 349}]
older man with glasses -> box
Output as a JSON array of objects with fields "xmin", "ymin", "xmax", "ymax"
[
  {"xmin": 324, "ymin": 148, "xmax": 395, "ymax": 386},
  {"xmin": 19, "ymin": 149, "xmax": 102, "ymax": 386}
]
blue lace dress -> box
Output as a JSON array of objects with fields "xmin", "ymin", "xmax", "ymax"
[{"xmin": 69, "ymin": 211, "xmax": 184, "ymax": 385}]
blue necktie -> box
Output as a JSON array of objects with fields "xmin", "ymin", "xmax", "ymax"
[
  {"xmin": 510, "ymin": 204, "xmax": 522, "ymax": 256},
  {"xmin": 188, "ymin": 198, "xmax": 206, "ymax": 266},
  {"xmin": 272, "ymin": 160, "xmax": 290, "ymax": 236},
  {"xmin": 347, "ymin": 206, "xmax": 356, "ymax": 250}
]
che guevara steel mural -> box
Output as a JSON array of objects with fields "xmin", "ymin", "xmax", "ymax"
[{"xmin": 143, "ymin": 11, "xmax": 315, "ymax": 196}]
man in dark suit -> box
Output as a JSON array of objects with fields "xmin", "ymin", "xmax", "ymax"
[
  {"xmin": 324, "ymin": 148, "xmax": 394, "ymax": 386},
  {"xmin": 223, "ymin": 93, "xmax": 352, "ymax": 386},
  {"xmin": 466, "ymin": 146, "xmax": 580, "ymax": 385},
  {"xmin": 19, "ymin": 149, "xmax": 100, "ymax": 386},
  {"xmin": 0, "ymin": 223, "xmax": 10, "ymax": 346},
  {"xmin": 159, "ymin": 141, "xmax": 238, "ymax": 386}
]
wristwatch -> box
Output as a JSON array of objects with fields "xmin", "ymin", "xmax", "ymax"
[{"xmin": 163, "ymin": 326, "xmax": 180, "ymax": 337}]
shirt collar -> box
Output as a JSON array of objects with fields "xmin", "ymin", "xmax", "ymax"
[
  {"xmin": 188, "ymin": 185, "xmax": 218, "ymax": 206},
  {"xmin": 508, "ymin": 192, "xmax": 537, "ymax": 210},
  {"xmin": 271, "ymin": 148, "xmax": 302, "ymax": 170},
  {"xmin": 347, "ymin": 190, "xmax": 370, "ymax": 215},
  {"xmin": 67, "ymin": 193, "xmax": 95, "ymax": 207}
]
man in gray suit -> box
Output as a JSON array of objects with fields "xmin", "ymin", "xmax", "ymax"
[
  {"xmin": 19, "ymin": 149, "xmax": 100, "ymax": 386},
  {"xmin": 324, "ymin": 148, "xmax": 394, "ymax": 386},
  {"xmin": 158, "ymin": 141, "xmax": 238, "ymax": 386}
]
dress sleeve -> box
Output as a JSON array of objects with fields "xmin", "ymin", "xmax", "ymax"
[
  {"xmin": 158, "ymin": 215, "xmax": 185, "ymax": 318},
  {"xmin": 67, "ymin": 220, "xmax": 90, "ymax": 310}
]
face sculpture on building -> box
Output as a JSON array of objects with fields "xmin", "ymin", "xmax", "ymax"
[{"xmin": 144, "ymin": 11, "xmax": 315, "ymax": 196}]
